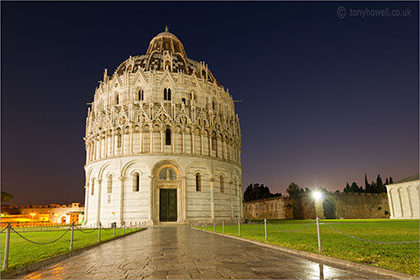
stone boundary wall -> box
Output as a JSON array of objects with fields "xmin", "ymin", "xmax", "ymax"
[{"xmin": 244, "ymin": 192, "xmax": 390, "ymax": 220}]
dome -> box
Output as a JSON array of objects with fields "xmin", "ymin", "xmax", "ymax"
[{"xmin": 146, "ymin": 27, "xmax": 187, "ymax": 59}]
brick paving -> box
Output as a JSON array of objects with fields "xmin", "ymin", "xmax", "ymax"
[{"xmin": 21, "ymin": 226, "xmax": 391, "ymax": 279}]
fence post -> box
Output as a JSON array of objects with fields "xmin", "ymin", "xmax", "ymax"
[
  {"xmin": 98, "ymin": 223, "xmax": 102, "ymax": 243},
  {"xmin": 264, "ymin": 219, "xmax": 267, "ymax": 242},
  {"xmin": 316, "ymin": 217, "xmax": 322, "ymax": 253},
  {"xmin": 238, "ymin": 219, "xmax": 241, "ymax": 237},
  {"xmin": 69, "ymin": 223, "xmax": 74, "ymax": 250},
  {"xmin": 2, "ymin": 223, "xmax": 11, "ymax": 270},
  {"xmin": 222, "ymin": 220, "xmax": 225, "ymax": 233}
]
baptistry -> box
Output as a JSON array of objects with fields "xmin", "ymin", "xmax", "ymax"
[{"xmin": 83, "ymin": 27, "xmax": 242, "ymax": 226}]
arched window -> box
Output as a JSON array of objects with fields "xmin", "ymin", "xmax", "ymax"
[
  {"xmin": 117, "ymin": 134, "xmax": 122, "ymax": 148},
  {"xmin": 220, "ymin": 175, "xmax": 224, "ymax": 193},
  {"xmin": 133, "ymin": 173, "xmax": 140, "ymax": 192},
  {"xmin": 196, "ymin": 173, "xmax": 201, "ymax": 191},
  {"xmin": 165, "ymin": 128, "xmax": 171, "ymax": 145},
  {"xmin": 91, "ymin": 179, "xmax": 95, "ymax": 195},
  {"xmin": 163, "ymin": 88, "xmax": 172, "ymax": 101},
  {"xmin": 138, "ymin": 89, "xmax": 144, "ymax": 101},
  {"xmin": 116, "ymin": 94, "xmax": 119, "ymax": 105},
  {"xmin": 212, "ymin": 101, "xmax": 215, "ymax": 110},
  {"xmin": 107, "ymin": 175, "xmax": 113, "ymax": 193},
  {"xmin": 211, "ymin": 133, "xmax": 217, "ymax": 151},
  {"xmin": 159, "ymin": 167, "xmax": 176, "ymax": 180}
]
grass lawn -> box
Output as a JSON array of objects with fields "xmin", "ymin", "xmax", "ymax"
[
  {"xmin": 198, "ymin": 219, "xmax": 419, "ymax": 276},
  {"xmin": 0, "ymin": 226, "xmax": 144, "ymax": 273}
]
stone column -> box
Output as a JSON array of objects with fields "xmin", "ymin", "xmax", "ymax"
[
  {"xmin": 200, "ymin": 133, "xmax": 204, "ymax": 155},
  {"xmin": 191, "ymin": 131, "xmax": 195, "ymax": 154},
  {"xmin": 229, "ymin": 181, "xmax": 233, "ymax": 219},
  {"xmin": 397, "ymin": 189, "xmax": 404, "ymax": 218},
  {"xmin": 208, "ymin": 135, "xmax": 211, "ymax": 156},
  {"xmin": 83, "ymin": 185, "xmax": 89, "ymax": 225},
  {"xmin": 172, "ymin": 130, "xmax": 175, "ymax": 153},
  {"xmin": 96, "ymin": 179, "xmax": 102, "ymax": 226},
  {"xmin": 150, "ymin": 129, "xmax": 153, "ymax": 153},
  {"xmin": 239, "ymin": 184, "xmax": 243, "ymax": 219},
  {"xmin": 182, "ymin": 130, "xmax": 185, "ymax": 154},
  {"xmin": 139, "ymin": 130, "xmax": 143, "ymax": 153},
  {"xmin": 119, "ymin": 176, "xmax": 125, "ymax": 225},
  {"xmin": 160, "ymin": 130, "xmax": 164, "ymax": 153},
  {"xmin": 149, "ymin": 175, "xmax": 154, "ymax": 223},
  {"xmin": 406, "ymin": 186, "xmax": 413, "ymax": 217},
  {"xmin": 112, "ymin": 131, "xmax": 116, "ymax": 156},
  {"xmin": 129, "ymin": 127, "xmax": 134, "ymax": 154},
  {"xmin": 210, "ymin": 177, "xmax": 215, "ymax": 220},
  {"xmin": 182, "ymin": 176, "xmax": 187, "ymax": 222}
]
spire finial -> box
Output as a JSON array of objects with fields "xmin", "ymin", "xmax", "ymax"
[{"xmin": 165, "ymin": 25, "xmax": 169, "ymax": 32}]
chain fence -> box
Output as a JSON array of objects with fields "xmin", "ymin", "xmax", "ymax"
[
  {"xmin": 1, "ymin": 222, "xmax": 145, "ymax": 270},
  {"xmin": 194, "ymin": 218, "xmax": 420, "ymax": 252}
]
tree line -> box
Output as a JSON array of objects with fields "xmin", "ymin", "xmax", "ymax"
[
  {"xmin": 343, "ymin": 174, "xmax": 393, "ymax": 194},
  {"xmin": 244, "ymin": 173, "xmax": 392, "ymax": 202}
]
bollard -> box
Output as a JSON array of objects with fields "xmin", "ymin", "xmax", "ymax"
[
  {"xmin": 264, "ymin": 219, "xmax": 267, "ymax": 242},
  {"xmin": 69, "ymin": 223, "xmax": 74, "ymax": 250},
  {"xmin": 316, "ymin": 217, "xmax": 322, "ymax": 253},
  {"xmin": 222, "ymin": 220, "xmax": 224, "ymax": 233},
  {"xmin": 113, "ymin": 223, "xmax": 116, "ymax": 237},
  {"xmin": 213, "ymin": 220, "xmax": 216, "ymax": 231},
  {"xmin": 238, "ymin": 219, "xmax": 241, "ymax": 237},
  {"xmin": 98, "ymin": 223, "xmax": 102, "ymax": 243},
  {"xmin": 2, "ymin": 224, "xmax": 11, "ymax": 270}
]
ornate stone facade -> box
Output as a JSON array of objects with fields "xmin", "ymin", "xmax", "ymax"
[{"xmin": 83, "ymin": 29, "xmax": 242, "ymax": 227}]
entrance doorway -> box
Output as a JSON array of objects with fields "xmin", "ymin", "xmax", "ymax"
[{"xmin": 160, "ymin": 189, "xmax": 177, "ymax": 222}]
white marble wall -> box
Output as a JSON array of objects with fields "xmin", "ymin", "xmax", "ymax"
[{"xmin": 386, "ymin": 180, "xmax": 419, "ymax": 219}]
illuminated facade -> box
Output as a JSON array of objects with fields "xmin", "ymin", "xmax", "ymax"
[
  {"xmin": 83, "ymin": 28, "xmax": 242, "ymax": 226},
  {"xmin": 386, "ymin": 175, "xmax": 419, "ymax": 219}
]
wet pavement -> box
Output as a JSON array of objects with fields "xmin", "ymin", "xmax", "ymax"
[{"xmin": 21, "ymin": 226, "xmax": 391, "ymax": 279}]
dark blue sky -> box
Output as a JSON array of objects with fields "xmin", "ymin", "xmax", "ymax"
[{"xmin": 2, "ymin": 2, "xmax": 418, "ymax": 205}]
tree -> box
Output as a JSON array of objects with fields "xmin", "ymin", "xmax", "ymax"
[
  {"xmin": 1, "ymin": 191, "xmax": 13, "ymax": 203},
  {"xmin": 286, "ymin": 183, "xmax": 301, "ymax": 197},
  {"xmin": 243, "ymin": 183, "xmax": 273, "ymax": 201},
  {"xmin": 364, "ymin": 174, "xmax": 370, "ymax": 192},
  {"xmin": 351, "ymin": 182, "xmax": 361, "ymax": 193},
  {"xmin": 389, "ymin": 177, "xmax": 394, "ymax": 184},
  {"xmin": 385, "ymin": 177, "xmax": 389, "ymax": 185},
  {"xmin": 376, "ymin": 174, "xmax": 386, "ymax": 193},
  {"xmin": 344, "ymin": 182, "xmax": 351, "ymax": 192}
]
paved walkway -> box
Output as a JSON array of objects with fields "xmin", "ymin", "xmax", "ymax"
[{"xmin": 21, "ymin": 226, "xmax": 390, "ymax": 279}]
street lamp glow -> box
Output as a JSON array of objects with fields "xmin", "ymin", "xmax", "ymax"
[{"xmin": 312, "ymin": 191, "xmax": 323, "ymax": 201}]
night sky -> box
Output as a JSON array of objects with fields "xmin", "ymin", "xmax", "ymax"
[{"xmin": 2, "ymin": 2, "xmax": 418, "ymax": 205}]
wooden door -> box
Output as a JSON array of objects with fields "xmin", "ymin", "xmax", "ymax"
[{"xmin": 159, "ymin": 189, "xmax": 177, "ymax": 221}]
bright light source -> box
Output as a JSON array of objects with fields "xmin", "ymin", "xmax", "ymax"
[{"xmin": 312, "ymin": 191, "xmax": 323, "ymax": 201}]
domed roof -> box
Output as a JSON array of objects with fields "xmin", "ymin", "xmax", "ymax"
[{"xmin": 146, "ymin": 26, "xmax": 187, "ymax": 59}]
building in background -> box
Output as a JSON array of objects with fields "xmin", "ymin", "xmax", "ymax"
[
  {"xmin": 83, "ymin": 28, "xmax": 242, "ymax": 227},
  {"xmin": 1, "ymin": 203, "xmax": 84, "ymax": 227},
  {"xmin": 386, "ymin": 174, "xmax": 419, "ymax": 219}
]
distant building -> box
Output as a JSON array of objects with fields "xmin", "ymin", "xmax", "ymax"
[
  {"xmin": 83, "ymin": 27, "xmax": 243, "ymax": 227},
  {"xmin": 386, "ymin": 174, "xmax": 419, "ymax": 219},
  {"xmin": 1, "ymin": 203, "xmax": 84, "ymax": 227}
]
